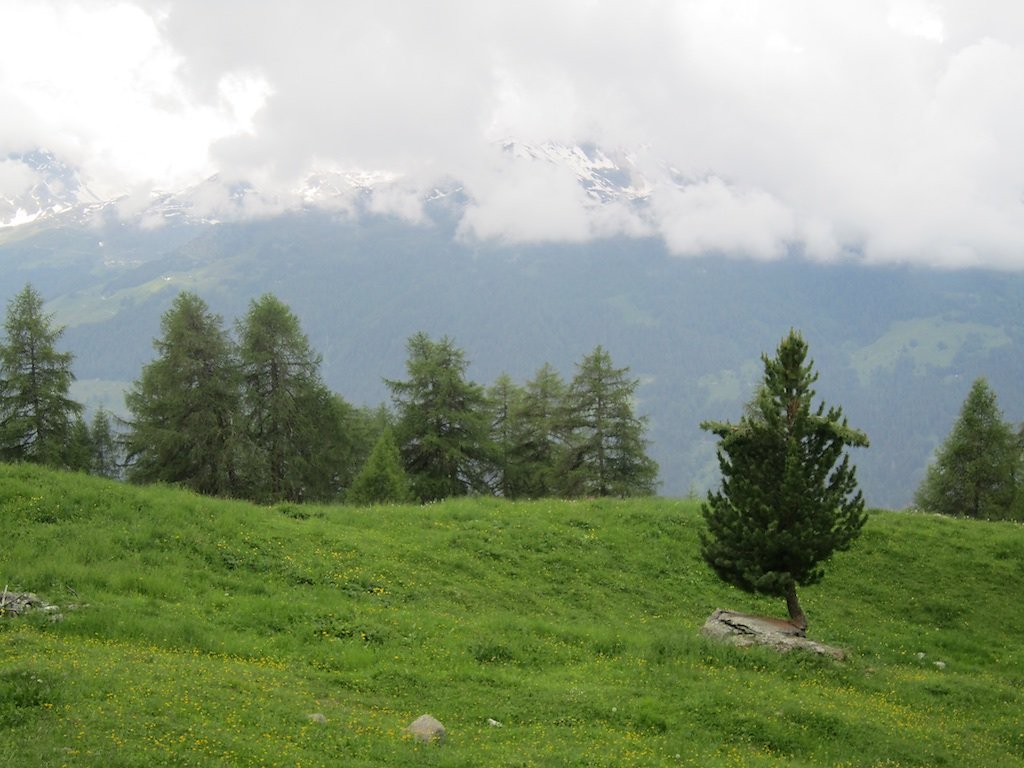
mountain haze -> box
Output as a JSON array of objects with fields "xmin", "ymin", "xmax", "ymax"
[{"xmin": 1, "ymin": 151, "xmax": 1022, "ymax": 507}]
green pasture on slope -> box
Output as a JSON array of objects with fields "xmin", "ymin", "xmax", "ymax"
[{"xmin": 1, "ymin": 464, "xmax": 1022, "ymax": 766}]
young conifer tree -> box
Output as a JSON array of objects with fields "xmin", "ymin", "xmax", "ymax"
[
  {"xmin": 348, "ymin": 427, "xmax": 413, "ymax": 505},
  {"xmin": 700, "ymin": 330, "xmax": 868, "ymax": 632},
  {"xmin": 914, "ymin": 377, "xmax": 1021, "ymax": 520}
]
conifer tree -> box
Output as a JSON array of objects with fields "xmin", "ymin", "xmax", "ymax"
[
  {"xmin": 90, "ymin": 407, "xmax": 122, "ymax": 480},
  {"xmin": 510, "ymin": 363, "xmax": 568, "ymax": 498},
  {"xmin": 125, "ymin": 292, "xmax": 243, "ymax": 495},
  {"xmin": 700, "ymin": 330, "xmax": 868, "ymax": 632},
  {"xmin": 0, "ymin": 284, "xmax": 82, "ymax": 466},
  {"xmin": 237, "ymin": 294, "xmax": 343, "ymax": 503},
  {"xmin": 64, "ymin": 416, "xmax": 94, "ymax": 473},
  {"xmin": 348, "ymin": 427, "xmax": 413, "ymax": 505},
  {"xmin": 557, "ymin": 346, "xmax": 658, "ymax": 497},
  {"xmin": 487, "ymin": 373, "xmax": 527, "ymax": 498},
  {"xmin": 386, "ymin": 332, "xmax": 492, "ymax": 501},
  {"xmin": 914, "ymin": 377, "xmax": 1021, "ymax": 520}
]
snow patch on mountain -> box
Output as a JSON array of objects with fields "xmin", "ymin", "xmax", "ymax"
[
  {"xmin": 1, "ymin": 141, "xmax": 661, "ymax": 237},
  {"xmin": 0, "ymin": 150, "xmax": 107, "ymax": 229}
]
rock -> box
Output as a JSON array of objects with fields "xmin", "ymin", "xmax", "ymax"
[
  {"xmin": 307, "ymin": 713, "xmax": 327, "ymax": 724},
  {"xmin": 701, "ymin": 609, "xmax": 846, "ymax": 660},
  {"xmin": 933, "ymin": 661, "xmax": 946, "ymax": 670},
  {"xmin": 1, "ymin": 591, "xmax": 49, "ymax": 617},
  {"xmin": 487, "ymin": 718, "xmax": 503, "ymax": 727},
  {"xmin": 406, "ymin": 714, "xmax": 446, "ymax": 744}
]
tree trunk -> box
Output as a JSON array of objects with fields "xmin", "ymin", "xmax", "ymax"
[{"xmin": 785, "ymin": 582, "xmax": 808, "ymax": 634}]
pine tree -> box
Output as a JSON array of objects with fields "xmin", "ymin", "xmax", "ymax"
[
  {"xmin": 125, "ymin": 292, "xmax": 243, "ymax": 496},
  {"xmin": 914, "ymin": 378, "xmax": 1021, "ymax": 520},
  {"xmin": 386, "ymin": 332, "xmax": 492, "ymax": 501},
  {"xmin": 700, "ymin": 330, "xmax": 868, "ymax": 632},
  {"xmin": 0, "ymin": 284, "xmax": 82, "ymax": 466},
  {"xmin": 348, "ymin": 427, "xmax": 414, "ymax": 505},
  {"xmin": 557, "ymin": 346, "xmax": 658, "ymax": 497},
  {"xmin": 237, "ymin": 294, "xmax": 344, "ymax": 503}
]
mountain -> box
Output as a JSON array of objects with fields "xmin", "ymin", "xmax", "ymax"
[
  {"xmin": 0, "ymin": 150, "xmax": 108, "ymax": 229},
  {"xmin": 1, "ymin": 149, "xmax": 1022, "ymax": 507}
]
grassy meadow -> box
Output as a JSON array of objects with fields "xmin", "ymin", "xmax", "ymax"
[{"xmin": 1, "ymin": 463, "xmax": 1023, "ymax": 766}]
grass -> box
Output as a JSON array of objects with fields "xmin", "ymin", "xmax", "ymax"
[
  {"xmin": 848, "ymin": 316, "xmax": 1012, "ymax": 384},
  {"xmin": 1, "ymin": 463, "xmax": 1023, "ymax": 766}
]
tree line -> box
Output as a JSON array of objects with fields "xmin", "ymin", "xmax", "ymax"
[{"xmin": 0, "ymin": 284, "xmax": 659, "ymax": 504}]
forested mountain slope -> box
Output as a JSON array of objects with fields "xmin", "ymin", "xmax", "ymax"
[{"xmin": 2, "ymin": 210, "xmax": 1022, "ymax": 505}]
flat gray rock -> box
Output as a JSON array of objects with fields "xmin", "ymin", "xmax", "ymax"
[{"xmin": 701, "ymin": 609, "xmax": 846, "ymax": 660}]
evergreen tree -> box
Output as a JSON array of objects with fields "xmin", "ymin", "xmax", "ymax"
[
  {"xmin": 237, "ymin": 294, "xmax": 342, "ymax": 502},
  {"xmin": 386, "ymin": 332, "xmax": 492, "ymax": 501},
  {"xmin": 90, "ymin": 407, "xmax": 122, "ymax": 479},
  {"xmin": 0, "ymin": 284, "xmax": 82, "ymax": 466},
  {"xmin": 348, "ymin": 427, "xmax": 414, "ymax": 505},
  {"xmin": 914, "ymin": 377, "xmax": 1021, "ymax": 520},
  {"xmin": 700, "ymin": 330, "xmax": 868, "ymax": 631},
  {"xmin": 509, "ymin": 362, "xmax": 567, "ymax": 498},
  {"xmin": 64, "ymin": 416, "xmax": 94, "ymax": 473},
  {"xmin": 125, "ymin": 292, "xmax": 243, "ymax": 496},
  {"xmin": 557, "ymin": 346, "xmax": 658, "ymax": 497},
  {"xmin": 487, "ymin": 373, "xmax": 527, "ymax": 498}
]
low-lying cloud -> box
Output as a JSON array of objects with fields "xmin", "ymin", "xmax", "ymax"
[{"xmin": 2, "ymin": 0, "xmax": 1024, "ymax": 268}]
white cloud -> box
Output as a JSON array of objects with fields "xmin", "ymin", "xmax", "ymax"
[
  {"xmin": 652, "ymin": 177, "xmax": 796, "ymax": 260},
  {"xmin": 459, "ymin": 155, "xmax": 595, "ymax": 243},
  {"xmin": 1, "ymin": 0, "xmax": 1024, "ymax": 268},
  {"xmin": 0, "ymin": 159, "xmax": 39, "ymax": 197}
]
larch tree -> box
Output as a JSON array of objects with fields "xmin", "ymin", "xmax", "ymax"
[
  {"xmin": 700, "ymin": 330, "xmax": 868, "ymax": 632},
  {"xmin": 510, "ymin": 362, "xmax": 568, "ymax": 499},
  {"xmin": 0, "ymin": 284, "xmax": 82, "ymax": 466},
  {"xmin": 557, "ymin": 346, "xmax": 658, "ymax": 497},
  {"xmin": 237, "ymin": 294, "xmax": 343, "ymax": 503},
  {"xmin": 386, "ymin": 332, "xmax": 492, "ymax": 501},
  {"xmin": 914, "ymin": 377, "xmax": 1021, "ymax": 520},
  {"xmin": 125, "ymin": 291, "xmax": 243, "ymax": 496},
  {"xmin": 487, "ymin": 372, "xmax": 527, "ymax": 498}
]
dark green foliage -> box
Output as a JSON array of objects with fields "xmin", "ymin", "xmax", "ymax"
[
  {"xmin": 487, "ymin": 373, "xmax": 528, "ymax": 498},
  {"xmin": 386, "ymin": 332, "xmax": 493, "ymax": 501},
  {"xmin": 0, "ymin": 284, "xmax": 82, "ymax": 466},
  {"xmin": 237, "ymin": 294, "xmax": 348, "ymax": 503},
  {"xmin": 508, "ymin": 363, "xmax": 568, "ymax": 498},
  {"xmin": 347, "ymin": 427, "xmax": 413, "ymax": 504},
  {"xmin": 557, "ymin": 346, "xmax": 659, "ymax": 497},
  {"xmin": 125, "ymin": 292, "xmax": 243, "ymax": 496},
  {"xmin": 701, "ymin": 330, "xmax": 868, "ymax": 629},
  {"xmin": 89, "ymin": 407, "xmax": 122, "ymax": 479},
  {"xmin": 914, "ymin": 378, "xmax": 1022, "ymax": 520},
  {"xmin": 63, "ymin": 416, "xmax": 93, "ymax": 473}
]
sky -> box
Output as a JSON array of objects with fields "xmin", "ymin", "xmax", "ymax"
[{"xmin": 2, "ymin": 0, "xmax": 1024, "ymax": 268}]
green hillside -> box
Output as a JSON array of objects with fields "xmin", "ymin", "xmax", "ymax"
[{"xmin": 2, "ymin": 464, "xmax": 1023, "ymax": 766}]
